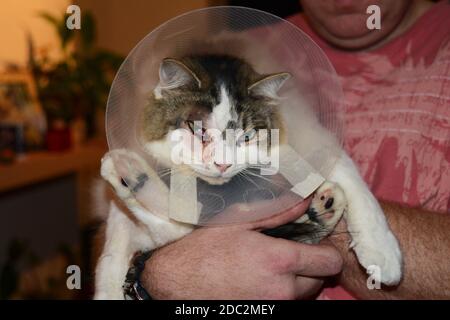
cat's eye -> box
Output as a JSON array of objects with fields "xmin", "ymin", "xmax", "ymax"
[
  {"xmin": 186, "ymin": 120, "xmax": 207, "ymax": 139},
  {"xmin": 238, "ymin": 129, "xmax": 257, "ymax": 144}
]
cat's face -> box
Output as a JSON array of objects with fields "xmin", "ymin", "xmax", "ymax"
[{"xmin": 142, "ymin": 55, "xmax": 289, "ymax": 185}]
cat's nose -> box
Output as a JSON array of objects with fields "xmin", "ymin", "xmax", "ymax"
[{"xmin": 214, "ymin": 162, "xmax": 232, "ymax": 173}]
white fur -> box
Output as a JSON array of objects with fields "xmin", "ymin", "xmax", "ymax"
[
  {"xmin": 94, "ymin": 151, "xmax": 193, "ymax": 300},
  {"xmin": 329, "ymin": 154, "xmax": 402, "ymax": 285},
  {"xmin": 94, "ymin": 198, "xmax": 192, "ymax": 299},
  {"xmin": 208, "ymin": 85, "xmax": 236, "ymax": 131}
]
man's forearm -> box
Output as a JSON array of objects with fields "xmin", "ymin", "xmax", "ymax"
[{"xmin": 333, "ymin": 202, "xmax": 450, "ymax": 299}]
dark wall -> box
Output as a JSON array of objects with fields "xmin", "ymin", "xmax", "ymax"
[
  {"xmin": 0, "ymin": 175, "xmax": 79, "ymax": 269},
  {"xmin": 228, "ymin": 0, "xmax": 302, "ymax": 18}
]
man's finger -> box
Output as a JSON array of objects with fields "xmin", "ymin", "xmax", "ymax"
[
  {"xmin": 294, "ymin": 276, "xmax": 324, "ymax": 299},
  {"xmin": 286, "ymin": 242, "xmax": 343, "ymax": 277},
  {"xmin": 205, "ymin": 193, "xmax": 311, "ymax": 233},
  {"xmin": 249, "ymin": 196, "xmax": 312, "ymax": 231}
]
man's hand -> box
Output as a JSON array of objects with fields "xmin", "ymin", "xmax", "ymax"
[
  {"xmin": 330, "ymin": 202, "xmax": 450, "ymax": 299},
  {"xmin": 141, "ymin": 199, "xmax": 343, "ymax": 299}
]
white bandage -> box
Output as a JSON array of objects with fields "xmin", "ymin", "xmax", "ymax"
[
  {"xmin": 168, "ymin": 169, "xmax": 201, "ymax": 224},
  {"xmin": 277, "ymin": 145, "xmax": 325, "ymax": 198}
]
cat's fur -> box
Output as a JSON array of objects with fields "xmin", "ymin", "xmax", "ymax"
[{"xmin": 94, "ymin": 54, "xmax": 402, "ymax": 299}]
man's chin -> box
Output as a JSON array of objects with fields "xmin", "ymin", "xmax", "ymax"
[
  {"xmin": 309, "ymin": 12, "xmax": 403, "ymax": 50},
  {"xmin": 316, "ymin": 26, "xmax": 389, "ymax": 50},
  {"xmin": 312, "ymin": 20, "xmax": 384, "ymax": 49}
]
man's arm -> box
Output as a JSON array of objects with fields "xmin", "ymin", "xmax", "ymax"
[
  {"xmin": 332, "ymin": 202, "xmax": 450, "ymax": 299},
  {"xmin": 141, "ymin": 199, "xmax": 344, "ymax": 300}
]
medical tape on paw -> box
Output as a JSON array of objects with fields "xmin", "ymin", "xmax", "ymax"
[
  {"xmin": 168, "ymin": 169, "xmax": 202, "ymax": 224},
  {"xmin": 128, "ymin": 161, "xmax": 171, "ymax": 219},
  {"xmin": 277, "ymin": 145, "xmax": 325, "ymax": 198}
]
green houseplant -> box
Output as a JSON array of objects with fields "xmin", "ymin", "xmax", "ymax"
[{"xmin": 29, "ymin": 10, "xmax": 123, "ymax": 139}]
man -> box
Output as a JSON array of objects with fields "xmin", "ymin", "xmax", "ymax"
[{"xmin": 141, "ymin": 0, "xmax": 450, "ymax": 299}]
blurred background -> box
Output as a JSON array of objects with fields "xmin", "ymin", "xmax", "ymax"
[{"xmin": 0, "ymin": 0, "xmax": 302, "ymax": 299}]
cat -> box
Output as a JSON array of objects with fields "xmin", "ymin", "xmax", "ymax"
[{"xmin": 94, "ymin": 54, "xmax": 402, "ymax": 299}]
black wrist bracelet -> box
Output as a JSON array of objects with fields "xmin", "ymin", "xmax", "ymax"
[{"xmin": 123, "ymin": 250, "xmax": 154, "ymax": 300}]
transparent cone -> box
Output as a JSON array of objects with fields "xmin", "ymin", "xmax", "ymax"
[{"xmin": 105, "ymin": 6, "xmax": 345, "ymax": 226}]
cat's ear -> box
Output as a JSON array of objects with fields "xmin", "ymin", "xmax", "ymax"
[
  {"xmin": 158, "ymin": 58, "xmax": 202, "ymax": 90},
  {"xmin": 248, "ymin": 72, "xmax": 290, "ymax": 99}
]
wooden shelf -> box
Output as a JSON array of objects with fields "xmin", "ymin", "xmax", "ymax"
[{"xmin": 0, "ymin": 140, "xmax": 107, "ymax": 193}]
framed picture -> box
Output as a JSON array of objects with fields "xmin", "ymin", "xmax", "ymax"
[{"xmin": 0, "ymin": 71, "xmax": 46, "ymax": 153}]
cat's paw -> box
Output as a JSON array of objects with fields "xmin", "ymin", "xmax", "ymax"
[
  {"xmin": 345, "ymin": 192, "xmax": 403, "ymax": 285},
  {"xmin": 101, "ymin": 149, "xmax": 151, "ymax": 200},
  {"xmin": 352, "ymin": 231, "xmax": 402, "ymax": 286},
  {"xmin": 94, "ymin": 290, "xmax": 124, "ymax": 300},
  {"xmin": 291, "ymin": 181, "xmax": 346, "ymax": 243},
  {"xmin": 297, "ymin": 181, "xmax": 346, "ymax": 230},
  {"xmin": 311, "ymin": 181, "xmax": 346, "ymax": 231}
]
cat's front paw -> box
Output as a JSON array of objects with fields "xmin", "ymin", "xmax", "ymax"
[
  {"xmin": 352, "ymin": 232, "xmax": 402, "ymax": 286},
  {"xmin": 101, "ymin": 149, "xmax": 151, "ymax": 200},
  {"xmin": 309, "ymin": 181, "xmax": 346, "ymax": 231},
  {"xmin": 296, "ymin": 181, "xmax": 346, "ymax": 233},
  {"xmin": 345, "ymin": 195, "xmax": 403, "ymax": 285},
  {"xmin": 270, "ymin": 181, "xmax": 347, "ymax": 244}
]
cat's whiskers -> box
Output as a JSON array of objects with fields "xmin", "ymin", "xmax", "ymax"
[
  {"xmin": 237, "ymin": 171, "xmax": 260, "ymax": 189},
  {"xmin": 241, "ymin": 168, "xmax": 286, "ymax": 189}
]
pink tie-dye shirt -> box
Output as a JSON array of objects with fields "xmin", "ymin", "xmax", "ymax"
[{"xmin": 289, "ymin": 1, "xmax": 450, "ymax": 299}]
